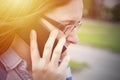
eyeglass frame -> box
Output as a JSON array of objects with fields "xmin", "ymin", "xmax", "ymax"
[{"xmin": 42, "ymin": 15, "xmax": 81, "ymax": 36}]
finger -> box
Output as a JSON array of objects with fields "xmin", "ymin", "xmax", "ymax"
[
  {"xmin": 30, "ymin": 30, "xmax": 40, "ymax": 65},
  {"xmin": 60, "ymin": 50, "xmax": 67, "ymax": 60},
  {"xmin": 51, "ymin": 37, "xmax": 66, "ymax": 66},
  {"xmin": 58, "ymin": 55, "xmax": 70, "ymax": 72},
  {"xmin": 43, "ymin": 30, "xmax": 58, "ymax": 62}
]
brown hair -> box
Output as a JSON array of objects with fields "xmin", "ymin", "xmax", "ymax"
[{"xmin": 0, "ymin": 0, "xmax": 70, "ymax": 55}]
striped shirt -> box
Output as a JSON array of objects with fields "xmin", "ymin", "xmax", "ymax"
[{"xmin": 0, "ymin": 48, "xmax": 72, "ymax": 80}]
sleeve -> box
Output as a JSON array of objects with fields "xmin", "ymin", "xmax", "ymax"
[
  {"xmin": 0, "ymin": 61, "xmax": 7, "ymax": 80},
  {"xmin": 66, "ymin": 65, "xmax": 72, "ymax": 80}
]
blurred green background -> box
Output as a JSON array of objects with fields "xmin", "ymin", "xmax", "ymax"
[
  {"xmin": 79, "ymin": 0, "xmax": 120, "ymax": 52},
  {"xmin": 77, "ymin": 20, "xmax": 120, "ymax": 52},
  {"xmin": 70, "ymin": 0, "xmax": 120, "ymax": 71}
]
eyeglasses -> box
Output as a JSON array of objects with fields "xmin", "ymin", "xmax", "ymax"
[{"xmin": 42, "ymin": 15, "xmax": 81, "ymax": 36}]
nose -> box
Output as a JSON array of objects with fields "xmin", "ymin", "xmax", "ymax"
[
  {"xmin": 57, "ymin": 29, "xmax": 79, "ymax": 47},
  {"xmin": 65, "ymin": 30, "xmax": 78, "ymax": 45}
]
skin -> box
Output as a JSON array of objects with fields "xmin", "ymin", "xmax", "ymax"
[
  {"xmin": 11, "ymin": 0, "xmax": 83, "ymax": 80},
  {"xmin": 45, "ymin": 0, "xmax": 83, "ymax": 44}
]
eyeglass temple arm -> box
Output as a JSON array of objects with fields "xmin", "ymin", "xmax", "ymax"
[{"xmin": 42, "ymin": 15, "xmax": 65, "ymax": 30}]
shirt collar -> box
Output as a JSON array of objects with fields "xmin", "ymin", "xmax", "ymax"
[{"xmin": 0, "ymin": 48, "xmax": 22, "ymax": 71}]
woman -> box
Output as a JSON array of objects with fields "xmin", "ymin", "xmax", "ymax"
[{"xmin": 0, "ymin": 0, "xmax": 83, "ymax": 80}]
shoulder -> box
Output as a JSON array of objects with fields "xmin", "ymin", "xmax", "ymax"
[{"xmin": 0, "ymin": 61, "xmax": 7, "ymax": 80}]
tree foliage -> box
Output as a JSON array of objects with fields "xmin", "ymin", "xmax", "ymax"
[{"xmin": 112, "ymin": 3, "xmax": 120, "ymax": 22}]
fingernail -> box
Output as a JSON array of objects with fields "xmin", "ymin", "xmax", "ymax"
[
  {"xmin": 51, "ymin": 29, "xmax": 58, "ymax": 34},
  {"xmin": 30, "ymin": 29, "xmax": 36, "ymax": 39},
  {"xmin": 50, "ymin": 30, "xmax": 58, "ymax": 37}
]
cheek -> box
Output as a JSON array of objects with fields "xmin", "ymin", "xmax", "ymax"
[{"xmin": 72, "ymin": 29, "xmax": 78, "ymax": 38}]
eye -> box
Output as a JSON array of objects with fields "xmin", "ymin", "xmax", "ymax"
[
  {"xmin": 63, "ymin": 25, "xmax": 75, "ymax": 34},
  {"xmin": 74, "ymin": 22, "xmax": 82, "ymax": 29}
]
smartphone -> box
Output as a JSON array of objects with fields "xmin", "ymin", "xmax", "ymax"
[{"xmin": 16, "ymin": 16, "xmax": 66, "ymax": 57}]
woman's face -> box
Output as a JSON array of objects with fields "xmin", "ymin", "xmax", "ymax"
[
  {"xmin": 44, "ymin": 0, "xmax": 83, "ymax": 45},
  {"xmin": 32, "ymin": 0, "xmax": 83, "ymax": 54}
]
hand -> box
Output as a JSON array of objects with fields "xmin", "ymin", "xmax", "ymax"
[{"xmin": 30, "ymin": 30, "xmax": 70, "ymax": 80}]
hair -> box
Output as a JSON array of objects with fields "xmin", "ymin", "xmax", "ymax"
[{"xmin": 0, "ymin": 0, "xmax": 70, "ymax": 55}]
